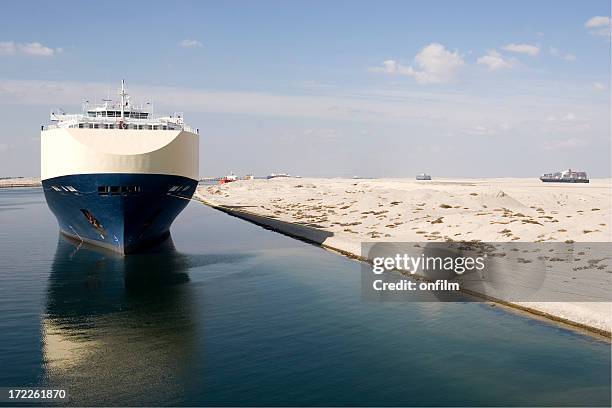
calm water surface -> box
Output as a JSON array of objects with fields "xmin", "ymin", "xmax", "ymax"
[{"xmin": 0, "ymin": 188, "xmax": 610, "ymax": 406}]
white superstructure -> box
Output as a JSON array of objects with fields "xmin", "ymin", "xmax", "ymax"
[
  {"xmin": 46, "ymin": 80, "xmax": 197, "ymax": 133},
  {"xmin": 41, "ymin": 80, "xmax": 199, "ymax": 181}
]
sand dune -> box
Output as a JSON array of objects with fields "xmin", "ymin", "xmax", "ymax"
[
  {"xmin": 198, "ymin": 178, "xmax": 611, "ymax": 243},
  {"xmin": 196, "ymin": 178, "xmax": 612, "ymax": 336}
]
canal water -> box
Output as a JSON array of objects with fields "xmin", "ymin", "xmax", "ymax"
[{"xmin": 0, "ymin": 188, "xmax": 610, "ymax": 406}]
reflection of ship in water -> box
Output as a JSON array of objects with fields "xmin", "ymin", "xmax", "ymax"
[{"xmin": 42, "ymin": 236, "xmax": 199, "ymax": 406}]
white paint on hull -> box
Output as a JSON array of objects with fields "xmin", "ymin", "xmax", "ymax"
[{"xmin": 41, "ymin": 129, "xmax": 198, "ymax": 181}]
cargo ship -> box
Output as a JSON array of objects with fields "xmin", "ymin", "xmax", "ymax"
[
  {"xmin": 41, "ymin": 80, "xmax": 199, "ymax": 254},
  {"xmin": 267, "ymin": 173, "xmax": 300, "ymax": 179},
  {"xmin": 539, "ymin": 169, "xmax": 589, "ymax": 183},
  {"xmin": 416, "ymin": 173, "xmax": 432, "ymax": 181}
]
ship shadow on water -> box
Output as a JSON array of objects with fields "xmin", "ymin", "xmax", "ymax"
[{"xmin": 42, "ymin": 234, "xmax": 253, "ymax": 406}]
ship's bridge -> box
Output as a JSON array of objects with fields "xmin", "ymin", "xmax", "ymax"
[
  {"xmin": 43, "ymin": 80, "xmax": 198, "ymax": 134},
  {"xmin": 86, "ymin": 108, "xmax": 149, "ymax": 119}
]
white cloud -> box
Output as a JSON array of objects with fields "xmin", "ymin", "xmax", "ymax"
[
  {"xmin": 586, "ymin": 16, "xmax": 611, "ymax": 28},
  {"xmin": 0, "ymin": 78, "xmax": 606, "ymax": 141},
  {"xmin": 0, "ymin": 41, "xmax": 59, "ymax": 56},
  {"xmin": 562, "ymin": 53, "xmax": 576, "ymax": 61},
  {"xmin": 0, "ymin": 42, "xmax": 16, "ymax": 55},
  {"xmin": 593, "ymin": 82, "xmax": 606, "ymax": 91},
  {"xmin": 370, "ymin": 43, "xmax": 464, "ymax": 84},
  {"xmin": 585, "ymin": 16, "xmax": 611, "ymax": 36},
  {"xmin": 466, "ymin": 122, "xmax": 512, "ymax": 136},
  {"xmin": 19, "ymin": 42, "xmax": 56, "ymax": 56},
  {"xmin": 303, "ymin": 128, "xmax": 339, "ymax": 139},
  {"xmin": 469, "ymin": 125, "xmax": 490, "ymax": 135},
  {"xmin": 544, "ymin": 137, "xmax": 588, "ymax": 150},
  {"xmin": 562, "ymin": 113, "xmax": 576, "ymax": 121},
  {"xmin": 501, "ymin": 43, "xmax": 540, "ymax": 56},
  {"xmin": 477, "ymin": 50, "xmax": 513, "ymax": 70},
  {"xmin": 549, "ymin": 46, "xmax": 576, "ymax": 62},
  {"xmin": 369, "ymin": 59, "xmax": 412, "ymax": 75},
  {"xmin": 179, "ymin": 39, "xmax": 203, "ymax": 48}
]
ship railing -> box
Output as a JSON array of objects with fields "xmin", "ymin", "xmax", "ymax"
[
  {"xmin": 42, "ymin": 122, "xmax": 199, "ymax": 133},
  {"xmin": 182, "ymin": 125, "xmax": 199, "ymax": 134}
]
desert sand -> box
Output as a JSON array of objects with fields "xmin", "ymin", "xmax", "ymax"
[
  {"xmin": 0, "ymin": 177, "xmax": 41, "ymax": 188},
  {"xmin": 196, "ymin": 178, "xmax": 612, "ymax": 336}
]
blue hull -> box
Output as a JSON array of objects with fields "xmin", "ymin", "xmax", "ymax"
[{"xmin": 42, "ymin": 173, "xmax": 197, "ymax": 254}]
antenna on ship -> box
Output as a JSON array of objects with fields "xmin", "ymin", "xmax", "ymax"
[{"xmin": 119, "ymin": 79, "xmax": 127, "ymax": 120}]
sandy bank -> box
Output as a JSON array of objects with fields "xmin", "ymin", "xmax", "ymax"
[
  {"xmin": 0, "ymin": 177, "xmax": 42, "ymax": 188},
  {"xmin": 195, "ymin": 178, "xmax": 611, "ymax": 337}
]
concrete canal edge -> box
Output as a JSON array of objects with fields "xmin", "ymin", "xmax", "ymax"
[{"xmin": 193, "ymin": 196, "xmax": 611, "ymax": 341}]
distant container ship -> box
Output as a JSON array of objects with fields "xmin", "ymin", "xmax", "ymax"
[
  {"xmin": 41, "ymin": 81, "xmax": 199, "ymax": 254},
  {"xmin": 267, "ymin": 173, "xmax": 291, "ymax": 179},
  {"xmin": 540, "ymin": 169, "xmax": 589, "ymax": 183}
]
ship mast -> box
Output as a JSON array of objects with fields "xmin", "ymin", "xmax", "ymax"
[{"xmin": 119, "ymin": 79, "xmax": 126, "ymax": 120}]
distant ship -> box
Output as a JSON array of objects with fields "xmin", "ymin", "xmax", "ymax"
[
  {"xmin": 267, "ymin": 173, "xmax": 299, "ymax": 179},
  {"xmin": 244, "ymin": 174, "xmax": 254, "ymax": 180},
  {"xmin": 41, "ymin": 80, "xmax": 199, "ymax": 254},
  {"xmin": 219, "ymin": 172, "xmax": 238, "ymax": 184},
  {"xmin": 416, "ymin": 173, "xmax": 432, "ymax": 180},
  {"xmin": 540, "ymin": 169, "xmax": 589, "ymax": 183}
]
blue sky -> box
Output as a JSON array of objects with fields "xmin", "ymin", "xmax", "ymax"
[{"xmin": 0, "ymin": 0, "xmax": 610, "ymax": 177}]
